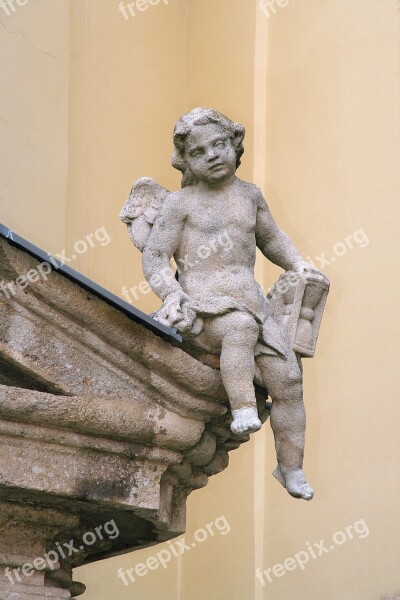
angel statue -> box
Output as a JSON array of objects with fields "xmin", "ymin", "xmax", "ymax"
[{"xmin": 120, "ymin": 108, "xmax": 329, "ymax": 500}]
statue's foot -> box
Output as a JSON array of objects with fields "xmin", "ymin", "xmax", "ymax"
[
  {"xmin": 273, "ymin": 464, "xmax": 314, "ymax": 501},
  {"xmin": 231, "ymin": 407, "xmax": 262, "ymax": 434}
]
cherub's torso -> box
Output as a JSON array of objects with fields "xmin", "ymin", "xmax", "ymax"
[{"xmin": 171, "ymin": 177, "xmax": 264, "ymax": 315}]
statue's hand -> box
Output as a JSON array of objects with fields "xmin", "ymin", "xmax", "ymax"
[
  {"xmin": 153, "ymin": 291, "xmax": 197, "ymax": 333},
  {"xmin": 292, "ymin": 260, "xmax": 330, "ymax": 287}
]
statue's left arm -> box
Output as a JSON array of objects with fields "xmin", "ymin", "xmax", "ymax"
[
  {"xmin": 255, "ymin": 189, "xmax": 304, "ymax": 271},
  {"xmin": 255, "ymin": 189, "xmax": 329, "ymax": 284}
]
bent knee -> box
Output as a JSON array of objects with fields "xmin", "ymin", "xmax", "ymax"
[
  {"xmin": 285, "ymin": 366, "xmax": 302, "ymax": 386},
  {"xmin": 233, "ymin": 313, "xmax": 259, "ymax": 336},
  {"xmin": 269, "ymin": 363, "xmax": 302, "ymax": 395}
]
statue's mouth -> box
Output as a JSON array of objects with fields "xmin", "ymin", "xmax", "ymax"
[{"xmin": 209, "ymin": 163, "xmax": 225, "ymax": 171}]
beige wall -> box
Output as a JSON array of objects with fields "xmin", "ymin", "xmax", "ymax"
[
  {"xmin": 0, "ymin": 0, "xmax": 70, "ymax": 252},
  {"xmin": 1, "ymin": 1, "xmax": 399, "ymax": 599},
  {"xmin": 66, "ymin": 0, "xmax": 190, "ymax": 301},
  {"xmin": 261, "ymin": 1, "xmax": 400, "ymax": 599}
]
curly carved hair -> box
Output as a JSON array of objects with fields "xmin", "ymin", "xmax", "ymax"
[{"xmin": 171, "ymin": 108, "xmax": 245, "ymax": 188}]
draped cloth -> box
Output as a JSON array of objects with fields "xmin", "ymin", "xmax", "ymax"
[{"xmin": 189, "ymin": 282, "xmax": 290, "ymax": 359}]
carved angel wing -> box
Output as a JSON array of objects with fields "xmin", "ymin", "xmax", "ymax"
[{"xmin": 119, "ymin": 177, "xmax": 170, "ymax": 252}]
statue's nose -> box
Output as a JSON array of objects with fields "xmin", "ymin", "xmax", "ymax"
[{"xmin": 206, "ymin": 149, "xmax": 218, "ymax": 161}]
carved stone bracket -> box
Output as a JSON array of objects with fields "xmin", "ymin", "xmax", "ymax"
[{"xmin": 0, "ymin": 236, "xmax": 270, "ymax": 598}]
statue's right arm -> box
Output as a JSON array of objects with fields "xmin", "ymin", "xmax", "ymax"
[{"xmin": 142, "ymin": 193, "xmax": 186, "ymax": 301}]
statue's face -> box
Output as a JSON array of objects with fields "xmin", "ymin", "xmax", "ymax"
[{"xmin": 184, "ymin": 123, "xmax": 237, "ymax": 184}]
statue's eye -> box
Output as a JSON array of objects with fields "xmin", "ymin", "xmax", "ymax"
[
  {"xmin": 190, "ymin": 149, "xmax": 203, "ymax": 157},
  {"xmin": 214, "ymin": 140, "xmax": 225, "ymax": 148}
]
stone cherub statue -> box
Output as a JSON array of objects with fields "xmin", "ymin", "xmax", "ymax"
[{"xmin": 120, "ymin": 108, "xmax": 329, "ymax": 501}]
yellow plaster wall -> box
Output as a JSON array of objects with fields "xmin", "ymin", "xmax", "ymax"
[
  {"xmin": 1, "ymin": 1, "xmax": 399, "ymax": 599},
  {"xmin": 0, "ymin": 0, "xmax": 70, "ymax": 252}
]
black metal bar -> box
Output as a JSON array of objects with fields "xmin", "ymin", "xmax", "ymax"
[{"xmin": 0, "ymin": 224, "xmax": 182, "ymax": 343}]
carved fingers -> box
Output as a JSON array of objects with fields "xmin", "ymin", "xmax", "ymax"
[
  {"xmin": 293, "ymin": 261, "xmax": 330, "ymax": 287},
  {"xmin": 153, "ymin": 291, "xmax": 197, "ymax": 333}
]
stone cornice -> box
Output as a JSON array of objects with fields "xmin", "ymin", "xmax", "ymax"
[{"xmin": 0, "ymin": 234, "xmax": 270, "ymax": 597}]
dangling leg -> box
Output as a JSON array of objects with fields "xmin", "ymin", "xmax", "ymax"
[
  {"xmin": 256, "ymin": 351, "xmax": 313, "ymax": 500},
  {"xmin": 200, "ymin": 311, "xmax": 262, "ymax": 434}
]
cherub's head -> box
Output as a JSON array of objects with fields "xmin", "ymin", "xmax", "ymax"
[{"xmin": 172, "ymin": 108, "xmax": 245, "ymax": 187}]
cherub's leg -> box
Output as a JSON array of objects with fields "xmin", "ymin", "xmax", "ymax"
[
  {"xmin": 256, "ymin": 351, "xmax": 313, "ymax": 501},
  {"xmin": 205, "ymin": 312, "xmax": 261, "ymax": 434}
]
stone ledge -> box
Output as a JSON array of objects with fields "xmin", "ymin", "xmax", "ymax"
[{"xmin": 0, "ymin": 234, "xmax": 270, "ymax": 598}]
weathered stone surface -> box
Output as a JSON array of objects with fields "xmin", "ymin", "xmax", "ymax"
[
  {"xmin": 0, "ymin": 234, "xmax": 269, "ymax": 598},
  {"xmin": 120, "ymin": 107, "xmax": 329, "ymax": 502}
]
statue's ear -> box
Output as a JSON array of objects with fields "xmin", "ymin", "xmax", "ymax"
[
  {"xmin": 171, "ymin": 144, "xmax": 186, "ymax": 173},
  {"xmin": 232, "ymin": 124, "xmax": 245, "ymax": 167},
  {"xmin": 232, "ymin": 124, "xmax": 245, "ymax": 145}
]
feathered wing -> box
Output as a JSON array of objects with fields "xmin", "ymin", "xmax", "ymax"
[{"xmin": 119, "ymin": 177, "xmax": 170, "ymax": 252}]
